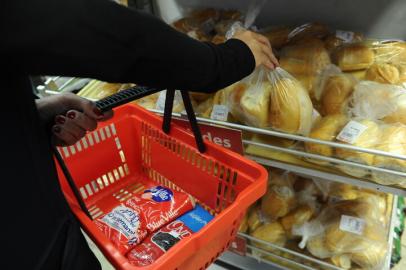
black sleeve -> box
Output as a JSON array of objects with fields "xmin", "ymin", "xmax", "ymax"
[{"xmin": 2, "ymin": 0, "xmax": 255, "ymax": 92}]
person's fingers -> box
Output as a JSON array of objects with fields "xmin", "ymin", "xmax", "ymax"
[
  {"xmin": 52, "ymin": 125, "xmax": 78, "ymax": 146},
  {"xmin": 66, "ymin": 110, "xmax": 97, "ymax": 131},
  {"xmin": 97, "ymin": 110, "xmax": 114, "ymax": 121},
  {"xmin": 264, "ymin": 60, "xmax": 275, "ymax": 70},
  {"xmin": 56, "ymin": 115, "xmax": 86, "ymax": 141},
  {"xmin": 61, "ymin": 93, "xmax": 109, "ymax": 120},
  {"xmin": 261, "ymin": 44, "xmax": 279, "ymax": 68}
]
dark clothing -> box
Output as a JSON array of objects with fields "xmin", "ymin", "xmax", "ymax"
[{"xmin": 1, "ymin": 0, "xmax": 255, "ymax": 269}]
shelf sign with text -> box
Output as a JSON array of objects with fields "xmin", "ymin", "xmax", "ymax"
[{"xmin": 172, "ymin": 118, "xmax": 244, "ymax": 155}]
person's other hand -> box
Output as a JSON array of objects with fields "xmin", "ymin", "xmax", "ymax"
[
  {"xmin": 36, "ymin": 93, "xmax": 113, "ymax": 146},
  {"xmin": 233, "ymin": 30, "xmax": 279, "ymax": 70}
]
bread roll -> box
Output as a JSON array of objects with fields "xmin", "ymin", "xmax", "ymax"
[
  {"xmin": 336, "ymin": 119, "xmax": 381, "ymax": 178},
  {"xmin": 251, "ymin": 134, "xmax": 297, "ymax": 148},
  {"xmin": 248, "ymin": 206, "xmax": 263, "ymax": 233},
  {"xmin": 190, "ymin": 92, "xmax": 212, "ymax": 102},
  {"xmin": 374, "ymin": 41, "xmax": 406, "ymax": 65},
  {"xmin": 240, "ymin": 81, "xmax": 272, "ymax": 128},
  {"xmin": 344, "ymin": 70, "xmax": 367, "ymax": 80},
  {"xmin": 269, "ymin": 72, "xmax": 313, "ymax": 135},
  {"xmin": 295, "ymin": 75, "xmax": 317, "ymax": 97},
  {"xmin": 397, "ymin": 65, "xmax": 406, "ymax": 83},
  {"xmin": 352, "ymin": 241, "xmax": 388, "ymax": 269},
  {"xmin": 251, "ymin": 222, "xmax": 287, "ymax": 251},
  {"xmin": 383, "ymin": 93, "xmax": 406, "ymax": 126},
  {"xmin": 288, "ymin": 22, "xmax": 331, "ymax": 44},
  {"xmin": 194, "ymin": 97, "xmax": 214, "ymax": 118},
  {"xmin": 261, "ymin": 183, "xmax": 296, "ymax": 220},
  {"xmin": 372, "ymin": 124, "xmax": 406, "ymax": 186},
  {"xmin": 91, "ymin": 82, "xmax": 122, "ymax": 99},
  {"xmin": 281, "ymin": 205, "xmax": 314, "ymax": 236},
  {"xmin": 307, "ymin": 234, "xmax": 331, "ymax": 259},
  {"xmin": 262, "ymin": 26, "xmax": 291, "ymax": 49},
  {"xmin": 321, "ymin": 74, "xmax": 357, "ymax": 115},
  {"xmin": 134, "ymin": 93, "xmax": 159, "ymax": 109},
  {"xmin": 331, "ymin": 254, "xmax": 352, "ymax": 270},
  {"xmin": 280, "ymin": 44, "xmax": 331, "ymax": 76},
  {"xmin": 324, "ymin": 31, "xmax": 363, "ymax": 51},
  {"xmin": 305, "ymin": 114, "xmax": 348, "ymax": 165},
  {"xmin": 333, "ymin": 44, "xmax": 375, "ymax": 71},
  {"xmin": 239, "ymin": 212, "xmax": 249, "ymax": 233},
  {"xmin": 365, "ymin": 63, "xmax": 400, "ymax": 84},
  {"xmin": 328, "ymin": 183, "xmax": 359, "ymax": 202}
]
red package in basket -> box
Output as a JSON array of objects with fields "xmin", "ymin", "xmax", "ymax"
[
  {"xmin": 94, "ymin": 205, "xmax": 148, "ymax": 254},
  {"xmin": 127, "ymin": 205, "xmax": 213, "ymax": 266},
  {"xmin": 94, "ymin": 183, "xmax": 195, "ymax": 254},
  {"xmin": 125, "ymin": 184, "xmax": 195, "ymax": 233}
]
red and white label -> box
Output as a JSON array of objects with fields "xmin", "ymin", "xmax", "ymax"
[{"xmin": 172, "ymin": 118, "xmax": 243, "ymax": 155}]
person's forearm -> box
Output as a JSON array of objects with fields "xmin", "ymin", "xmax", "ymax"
[{"xmin": 4, "ymin": 0, "xmax": 255, "ymax": 92}]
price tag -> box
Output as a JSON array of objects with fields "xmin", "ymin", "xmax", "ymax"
[
  {"xmin": 155, "ymin": 91, "xmax": 167, "ymax": 111},
  {"xmin": 336, "ymin": 120, "xmax": 368, "ymax": 144},
  {"xmin": 339, "ymin": 215, "xmax": 365, "ymax": 235},
  {"xmin": 210, "ymin": 105, "xmax": 229, "ymax": 121},
  {"xmin": 229, "ymin": 235, "xmax": 247, "ymax": 256},
  {"xmin": 336, "ymin": 30, "xmax": 355, "ymax": 43}
]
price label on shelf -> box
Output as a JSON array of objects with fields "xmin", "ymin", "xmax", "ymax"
[
  {"xmin": 336, "ymin": 30, "xmax": 355, "ymax": 43},
  {"xmin": 229, "ymin": 235, "xmax": 247, "ymax": 256},
  {"xmin": 210, "ymin": 105, "xmax": 229, "ymax": 121},
  {"xmin": 339, "ymin": 215, "xmax": 365, "ymax": 235},
  {"xmin": 336, "ymin": 120, "xmax": 368, "ymax": 144}
]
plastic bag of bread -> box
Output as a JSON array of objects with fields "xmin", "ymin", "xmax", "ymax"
[
  {"xmin": 332, "ymin": 43, "xmax": 375, "ymax": 71},
  {"xmin": 372, "ymin": 123, "xmax": 406, "ymax": 186},
  {"xmin": 78, "ymin": 81, "xmax": 122, "ymax": 100},
  {"xmin": 365, "ymin": 63, "xmax": 401, "ymax": 84},
  {"xmin": 304, "ymin": 114, "xmax": 349, "ymax": 165},
  {"xmin": 315, "ymin": 65, "xmax": 358, "ymax": 115},
  {"xmin": 155, "ymin": 90, "xmax": 185, "ymax": 113},
  {"xmin": 261, "ymin": 171, "xmax": 297, "ymax": 220},
  {"xmin": 133, "ymin": 93, "xmax": 160, "ymax": 110},
  {"xmin": 335, "ymin": 118, "xmax": 381, "ymax": 177},
  {"xmin": 226, "ymin": 67, "xmax": 272, "ymax": 127},
  {"xmin": 248, "ymin": 205, "xmax": 267, "ymax": 233},
  {"xmin": 373, "ymin": 40, "xmax": 406, "ymax": 65},
  {"xmin": 281, "ymin": 205, "xmax": 314, "ymax": 238},
  {"xmin": 294, "ymin": 200, "xmax": 388, "ymax": 269},
  {"xmin": 287, "ymin": 22, "xmax": 331, "ymax": 44},
  {"xmin": 251, "ymin": 221, "xmax": 287, "ymax": 254},
  {"xmin": 268, "ymin": 68, "xmax": 314, "ymax": 135},
  {"xmin": 347, "ymin": 81, "xmax": 406, "ymax": 125},
  {"xmin": 324, "ymin": 30, "xmax": 364, "ymax": 52}
]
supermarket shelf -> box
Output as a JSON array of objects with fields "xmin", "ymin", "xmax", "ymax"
[
  {"xmin": 222, "ymin": 196, "xmax": 398, "ymax": 270},
  {"xmin": 246, "ymin": 155, "xmax": 406, "ymax": 196},
  {"xmin": 218, "ymin": 251, "xmax": 284, "ymax": 270}
]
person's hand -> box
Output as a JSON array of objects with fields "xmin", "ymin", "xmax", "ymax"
[
  {"xmin": 36, "ymin": 93, "xmax": 113, "ymax": 146},
  {"xmin": 233, "ymin": 30, "xmax": 279, "ymax": 70}
]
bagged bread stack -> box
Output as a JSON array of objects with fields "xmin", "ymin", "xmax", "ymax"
[
  {"xmin": 295, "ymin": 198, "xmax": 389, "ymax": 270},
  {"xmin": 347, "ymin": 81, "xmax": 406, "ymax": 125},
  {"xmin": 304, "ymin": 114, "xmax": 348, "ymax": 165},
  {"xmin": 332, "ymin": 43, "xmax": 375, "ymax": 71},
  {"xmin": 227, "ymin": 67, "xmax": 313, "ymax": 135},
  {"xmin": 335, "ymin": 119, "xmax": 381, "ymax": 178},
  {"xmin": 268, "ymin": 68, "xmax": 314, "ymax": 135},
  {"xmin": 318, "ymin": 71, "xmax": 358, "ymax": 116},
  {"xmin": 279, "ymin": 40, "xmax": 331, "ymax": 98},
  {"xmin": 372, "ymin": 124, "xmax": 406, "ymax": 187}
]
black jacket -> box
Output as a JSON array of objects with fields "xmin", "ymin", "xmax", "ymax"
[{"xmin": 0, "ymin": 0, "xmax": 255, "ymax": 269}]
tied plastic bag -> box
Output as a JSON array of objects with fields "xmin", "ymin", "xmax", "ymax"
[
  {"xmin": 293, "ymin": 200, "xmax": 389, "ymax": 269},
  {"xmin": 268, "ymin": 68, "xmax": 314, "ymax": 135},
  {"xmin": 94, "ymin": 184, "xmax": 195, "ymax": 254},
  {"xmin": 347, "ymin": 81, "xmax": 406, "ymax": 125},
  {"xmin": 227, "ymin": 67, "xmax": 313, "ymax": 135},
  {"xmin": 373, "ymin": 40, "xmax": 406, "ymax": 66},
  {"xmin": 261, "ymin": 171, "xmax": 297, "ymax": 220},
  {"xmin": 372, "ymin": 123, "xmax": 406, "ymax": 187}
]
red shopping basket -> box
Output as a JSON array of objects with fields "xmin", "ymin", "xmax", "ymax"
[{"xmin": 55, "ymin": 103, "xmax": 267, "ymax": 270}]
